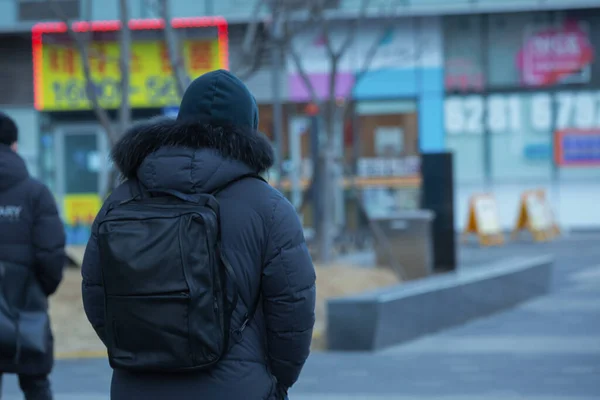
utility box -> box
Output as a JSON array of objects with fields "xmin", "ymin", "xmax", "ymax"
[{"xmin": 373, "ymin": 210, "xmax": 435, "ymax": 281}]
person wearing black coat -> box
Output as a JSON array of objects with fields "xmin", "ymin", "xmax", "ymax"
[
  {"xmin": 0, "ymin": 111, "xmax": 66, "ymax": 400},
  {"xmin": 81, "ymin": 69, "xmax": 316, "ymax": 400}
]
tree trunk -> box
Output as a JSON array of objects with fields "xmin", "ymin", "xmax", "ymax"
[
  {"xmin": 118, "ymin": 0, "xmax": 132, "ymax": 136},
  {"xmin": 317, "ymin": 140, "xmax": 336, "ymax": 263}
]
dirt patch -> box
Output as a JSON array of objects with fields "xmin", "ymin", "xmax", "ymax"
[
  {"xmin": 311, "ymin": 265, "xmax": 399, "ymax": 350},
  {"xmin": 49, "ymin": 268, "xmax": 105, "ymax": 355},
  {"xmin": 49, "ymin": 265, "xmax": 399, "ymax": 355}
]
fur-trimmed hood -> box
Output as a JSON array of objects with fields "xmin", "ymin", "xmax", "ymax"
[{"xmin": 111, "ymin": 117, "xmax": 274, "ymax": 194}]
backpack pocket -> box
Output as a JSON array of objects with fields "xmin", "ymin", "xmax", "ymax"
[
  {"xmin": 106, "ymin": 292, "xmax": 193, "ymax": 371},
  {"xmin": 98, "ymin": 201, "xmax": 226, "ymax": 371}
]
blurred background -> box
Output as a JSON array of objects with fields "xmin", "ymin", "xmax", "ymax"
[{"xmin": 1, "ymin": 0, "xmax": 600, "ymax": 398}]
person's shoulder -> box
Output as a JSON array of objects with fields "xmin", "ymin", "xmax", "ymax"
[
  {"xmin": 226, "ymin": 176, "xmax": 289, "ymax": 224},
  {"xmin": 16, "ymin": 178, "xmax": 59, "ymax": 213},
  {"xmin": 102, "ymin": 179, "xmax": 140, "ymax": 207},
  {"xmin": 247, "ymin": 179, "xmax": 300, "ymax": 227},
  {"xmin": 241, "ymin": 176, "xmax": 288, "ymax": 208},
  {"xmin": 23, "ymin": 177, "xmax": 52, "ymax": 199}
]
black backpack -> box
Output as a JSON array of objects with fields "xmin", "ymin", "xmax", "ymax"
[{"xmin": 96, "ymin": 173, "xmax": 266, "ymax": 372}]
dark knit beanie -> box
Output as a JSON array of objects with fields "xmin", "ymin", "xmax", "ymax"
[
  {"xmin": 177, "ymin": 69, "xmax": 259, "ymax": 130},
  {"xmin": 0, "ymin": 111, "xmax": 18, "ymax": 146}
]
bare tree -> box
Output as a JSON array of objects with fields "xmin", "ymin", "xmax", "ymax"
[
  {"xmin": 47, "ymin": 0, "xmax": 118, "ymax": 146},
  {"xmin": 156, "ymin": 0, "xmax": 189, "ymax": 98},
  {"xmin": 117, "ymin": 0, "xmax": 132, "ymax": 148},
  {"xmin": 47, "ymin": 0, "xmax": 133, "ymax": 197},
  {"xmin": 272, "ymin": 0, "xmax": 407, "ymax": 263},
  {"xmin": 235, "ymin": 0, "xmax": 269, "ymax": 80},
  {"xmin": 235, "ymin": 0, "xmax": 421, "ymax": 270}
]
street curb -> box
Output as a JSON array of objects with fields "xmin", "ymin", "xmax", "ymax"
[
  {"xmin": 56, "ymin": 329, "xmax": 325, "ymax": 360},
  {"xmin": 327, "ymin": 255, "xmax": 554, "ymax": 351}
]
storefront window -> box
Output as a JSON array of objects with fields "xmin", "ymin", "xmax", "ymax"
[
  {"xmin": 489, "ymin": 92, "xmax": 553, "ymax": 182},
  {"xmin": 444, "ymin": 95, "xmax": 486, "ymax": 184},
  {"xmin": 553, "ymin": 90, "xmax": 600, "ymax": 180},
  {"xmin": 444, "ymin": 15, "xmax": 485, "ymax": 93},
  {"xmin": 39, "ymin": 132, "xmax": 56, "ymax": 193},
  {"xmin": 486, "ymin": 12, "xmax": 599, "ymax": 90},
  {"xmin": 445, "ymin": 91, "xmax": 600, "ymax": 183},
  {"xmin": 444, "ymin": 10, "xmax": 600, "ymax": 184},
  {"xmin": 355, "ymin": 99, "xmax": 421, "ymax": 217}
]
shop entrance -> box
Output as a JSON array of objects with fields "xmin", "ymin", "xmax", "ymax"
[{"xmin": 54, "ymin": 125, "xmax": 109, "ymax": 244}]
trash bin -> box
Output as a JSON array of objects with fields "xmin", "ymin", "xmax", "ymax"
[{"xmin": 372, "ymin": 210, "xmax": 435, "ymax": 281}]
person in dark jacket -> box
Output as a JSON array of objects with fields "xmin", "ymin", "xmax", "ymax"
[
  {"xmin": 0, "ymin": 111, "xmax": 66, "ymax": 400},
  {"xmin": 82, "ymin": 69, "xmax": 316, "ymax": 400}
]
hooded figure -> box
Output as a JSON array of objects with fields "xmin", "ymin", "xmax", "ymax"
[
  {"xmin": 0, "ymin": 111, "xmax": 65, "ymax": 400},
  {"xmin": 81, "ymin": 70, "xmax": 316, "ymax": 400}
]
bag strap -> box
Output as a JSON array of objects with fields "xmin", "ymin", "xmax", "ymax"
[
  {"xmin": 211, "ymin": 173, "xmax": 268, "ymax": 343},
  {"xmin": 220, "ymin": 248, "xmax": 262, "ymax": 344},
  {"xmin": 211, "ymin": 173, "xmax": 267, "ymax": 197}
]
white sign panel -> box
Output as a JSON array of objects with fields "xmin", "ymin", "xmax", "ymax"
[
  {"xmin": 473, "ymin": 196, "xmax": 502, "ymax": 235},
  {"xmin": 287, "ymin": 17, "xmax": 443, "ymax": 74},
  {"xmin": 357, "ymin": 156, "xmax": 420, "ymax": 178},
  {"xmin": 375, "ymin": 127, "xmax": 404, "ymax": 156},
  {"xmin": 357, "ymin": 17, "xmax": 442, "ymax": 70},
  {"xmin": 524, "ymin": 192, "xmax": 554, "ymax": 231}
]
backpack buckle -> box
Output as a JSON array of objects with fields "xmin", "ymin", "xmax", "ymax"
[
  {"xmin": 232, "ymin": 315, "xmax": 250, "ymax": 343},
  {"xmin": 232, "ymin": 329, "xmax": 243, "ymax": 343}
]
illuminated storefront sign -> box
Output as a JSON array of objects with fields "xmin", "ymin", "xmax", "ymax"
[{"xmin": 32, "ymin": 18, "xmax": 229, "ymax": 111}]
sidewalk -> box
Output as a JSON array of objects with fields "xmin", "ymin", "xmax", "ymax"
[
  {"xmin": 290, "ymin": 263, "xmax": 600, "ymax": 399},
  {"xmin": 1, "ymin": 236, "xmax": 599, "ymax": 399}
]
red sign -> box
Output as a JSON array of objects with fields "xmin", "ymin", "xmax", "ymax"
[
  {"xmin": 445, "ymin": 58, "xmax": 484, "ymax": 91},
  {"xmin": 517, "ymin": 20, "xmax": 594, "ymax": 86}
]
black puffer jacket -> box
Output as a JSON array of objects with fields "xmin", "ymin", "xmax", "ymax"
[
  {"xmin": 0, "ymin": 144, "xmax": 65, "ymax": 375},
  {"xmin": 81, "ymin": 70, "xmax": 316, "ymax": 400}
]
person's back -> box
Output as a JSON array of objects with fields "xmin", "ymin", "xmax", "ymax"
[
  {"xmin": 0, "ymin": 112, "xmax": 66, "ymax": 400},
  {"xmin": 82, "ymin": 70, "xmax": 316, "ymax": 400}
]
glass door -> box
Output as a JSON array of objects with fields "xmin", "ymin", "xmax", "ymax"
[{"xmin": 55, "ymin": 126, "xmax": 108, "ymax": 245}]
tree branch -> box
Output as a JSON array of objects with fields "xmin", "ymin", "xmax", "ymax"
[
  {"xmin": 242, "ymin": 0, "xmax": 266, "ymax": 55},
  {"xmin": 118, "ymin": 0, "xmax": 131, "ymax": 135},
  {"xmin": 335, "ymin": 0, "xmax": 372, "ymax": 60},
  {"xmin": 237, "ymin": 35, "xmax": 267, "ymax": 80},
  {"xmin": 157, "ymin": 0, "xmax": 188, "ymax": 98},
  {"xmin": 310, "ymin": 0, "xmax": 337, "ymax": 60},
  {"xmin": 288, "ymin": 42, "xmax": 319, "ymax": 105},
  {"xmin": 354, "ymin": 5, "xmax": 425, "ymax": 95},
  {"xmin": 46, "ymin": 0, "xmax": 119, "ymax": 146},
  {"xmin": 233, "ymin": 0, "xmax": 270, "ymax": 81},
  {"xmin": 285, "ymin": 5, "xmax": 320, "ymax": 105}
]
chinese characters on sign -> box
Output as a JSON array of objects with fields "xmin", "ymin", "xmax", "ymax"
[{"xmin": 40, "ymin": 38, "xmax": 221, "ymax": 110}]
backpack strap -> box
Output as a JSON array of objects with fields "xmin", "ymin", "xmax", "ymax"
[{"xmin": 211, "ymin": 173, "xmax": 268, "ymax": 343}]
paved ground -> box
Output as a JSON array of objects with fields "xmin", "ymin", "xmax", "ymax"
[{"xmin": 1, "ymin": 233, "xmax": 599, "ymax": 399}]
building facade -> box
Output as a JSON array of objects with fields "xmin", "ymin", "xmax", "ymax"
[
  {"xmin": 1, "ymin": 0, "xmax": 600, "ymax": 244},
  {"xmin": 444, "ymin": 9, "xmax": 600, "ymax": 229}
]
